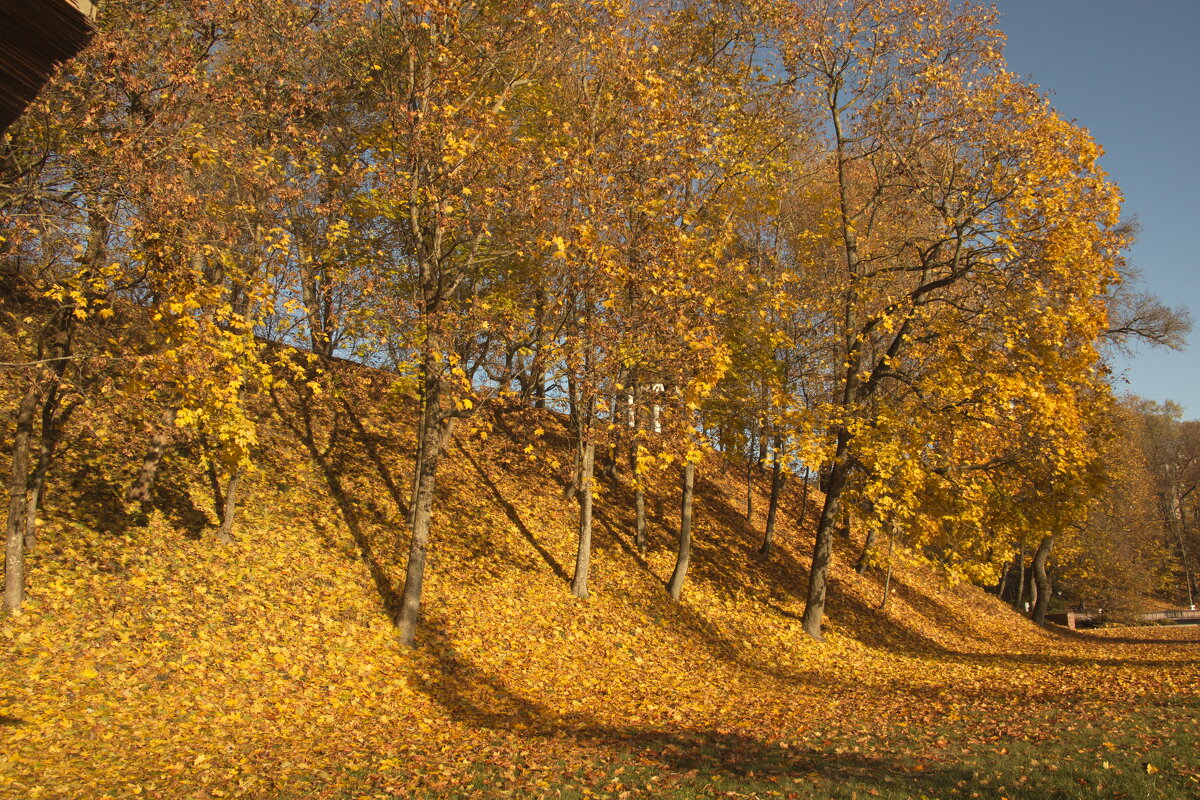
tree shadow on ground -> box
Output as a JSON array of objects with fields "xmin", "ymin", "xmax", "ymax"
[
  {"xmin": 456, "ymin": 439, "xmax": 571, "ymax": 585},
  {"xmin": 407, "ymin": 617, "xmax": 1012, "ymax": 800},
  {"xmin": 147, "ymin": 456, "xmax": 213, "ymax": 539},
  {"xmin": 270, "ymin": 383, "xmax": 403, "ymax": 617}
]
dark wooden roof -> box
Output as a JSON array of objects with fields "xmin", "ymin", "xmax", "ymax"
[{"xmin": 0, "ymin": 0, "xmax": 96, "ymax": 134}]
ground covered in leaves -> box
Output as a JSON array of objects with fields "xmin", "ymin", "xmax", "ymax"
[{"xmin": 2, "ymin": 378, "xmax": 1198, "ymax": 799}]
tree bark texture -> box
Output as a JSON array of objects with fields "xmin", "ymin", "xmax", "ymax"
[
  {"xmin": 4, "ymin": 384, "xmax": 37, "ymax": 614},
  {"xmin": 397, "ymin": 359, "xmax": 446, "ymax": 647},
  {"xmin": 745, "ymin": 437, "xmax": 756, "ymax": 521},
  {"xmin": 23, "ymin": 389, "xmax": 74, "ymax": 552},
  {"xmin": 127, "ymin": 406, "xmax": 178, "ymax": 504},
  {"xmin": 760, "ymin": 443, "xmax": 785, "ymax": 556},
  {"xmin": 1031, "ymin": 534, "xmax": 1054, "ymax": 626},
  {"xmin": 631, "ymin": 444, "xmax": 647, "ymax": 552},
  {"xmin": 1015, "ymin": 540, "xmax": 1027, "ymax": 611},
  {"xmin": 668, "ymin": 461, "xmax": 695, "ymax": 601},
  {"xmin": 570, "ymin": 437, "xmax": 595, "ymax": 598},
  {"xmin": 801, "ymin": 430, "xmax": 851, "ymax": 640},
  {"xmin": 855, "ymin": 526, "xmax": 878, "ymax": 574},
  {"xmin": 216, "ymin": 468, "xmax": 242, "ymax": 545}
]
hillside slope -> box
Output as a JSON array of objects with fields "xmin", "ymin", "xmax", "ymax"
[{"xmin": 1, "ymin": 369, "xmax": 1198, "ymax": 799}]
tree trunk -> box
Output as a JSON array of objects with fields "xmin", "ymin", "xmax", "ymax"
[
  {"xmin": 127, "ymin": 405, "xmax": 178, "ymax": 504},
  {"xmin": 799, "ymin": 465, "xmax": 810, "ymax": 523},
  {"xmin": 854, "ymin": 526, "xmax": 878, "ymax": 574},
  {"xmin": 1015, "ymin": 540, "xmax": 1027, "ymax": 611},
  {"xmin": 397, "ymin": 362, "xmax": 446, "ymax": 647},
  {"xmin": 407, "ymin": 369, "xmax": 429, "ymax": 527},
  {"xmin": 801, "ymin": 430, "xmax": 850, "ymax": 640},
  {"xmin": 206, "ymin": 458, "xmax": 224, "ymax": 520},
  {"xmin": 216, "ymin": 467, "xmax": 241, "ymax": 545},
  {"xmin": 760, "ymin": 442, "xmax": 785, "ymax": 556},
  {"xmin": 4, "ymin": 384, "xmax": 37, "ymax": 614},
  {"xmin": 631, "ymin": 444, "xmax": 647, "ymax": 552},
  {"xmin": 745, "ymin": 456, "xmax": 754, "ymax": 522},
  {"xmin": 879, "ymin": 523, "xmax": 896, "ymax": 609},
  {"xmin": 570, "ymin": 436, "xmax": 595, "ymax": 598},
  {"xmin": 1031, "ymin": 534, "xmax": 1054, "ymax": 626},
  {"xmin": 668, "ymin": 461, "xmax": 695, "ymax": 601},
  {"xmin": 23, "ymin": 390, "xmax": 74, "ymax": 552},
  {"xmin": 995, "ymin": 558, "xmax": 1011, "ymax": 602},
  {"xmin": 1166, "ymin": 488, "xmax": 1196, "ymax": 607},
  {"xmin": 298, "ymin": 250, "xmax": 335, "ymax": 360}
]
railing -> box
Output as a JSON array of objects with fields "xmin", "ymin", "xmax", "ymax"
[{"xmin": 1136, "ymin": 609, "xmax": 1200, "ymax": 623}]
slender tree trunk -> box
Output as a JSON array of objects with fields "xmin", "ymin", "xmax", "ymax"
[
  {"xmin": 630, "ymin": 440, "xmax": 647, "ymax": 552},
  {"xmin": 23, "ymin": 391, "xmax": 72, "ymax": 552},
  {"xmin": 1015, "ymin": 540, "xmax": 1027, "ymax": 611},
  {"xmin": 407, "ymin": 368, "xmax": 428, "ymax": 527},
  {"xmin": 562, "ymin": 374, "xmax": 582, "ymax": 501},
  {"xmin": 799, "ymin": 465, "xmax": 810, "ymax": 523},
  {"xmin": 995, "ymin": 559, "xmax": 1011, "ymax": 602},
  {"xmin": 1166, "ymin": 491, "xmax": 1196, "ymax": 607},
  {"xmin": 16, "ymin": 304, "xmax": 76, "ymax": 559},
  {"xmin": 298, "ymin": 250, "xmax": 334, "ymax": 360},
  {"xmin": 397, "ymin": 357, "xmax": 445, "ymax": 647},
  {"xmin": 571, "ymin": 436, "xmax": 595, "ymax": 598},
  {"xmin": 4, "ymin": 384, "xmax": 37, "ymax": 614},
  {"xmin": 745, "ymin": 456, "xmax": 754, "ymax": 522},
  {"xmin": 668, "ymin": 461, "xmax": 695, "ymax": 601},
  {"xmin": 1031, "ymin": 534, "xmax": 1054, "ymax": 625},
  {"xmin": 879, "ymin": 522, "xmax": 896, "ymax": 609},
  {"xmin": 760, "ymin": 441, "xmax": 785, "ymax": 556},
  {"xmin": 216, "ymin": 467, "xmax": 242, "ymax": 545},
  {"xmin": 801, "ymin": 430, "xmax": 851, "ymax": 640},
  {"xmin": 127, "ymin": 406, "xmax": 178, "ymax": 504}
]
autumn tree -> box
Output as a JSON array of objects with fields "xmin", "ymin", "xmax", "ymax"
[
  {"xmin": 350, "ymin": 0, "xmax": 568, "ymax": 644},
  {"xmin": 770, "ymin": 0, "xmax": 1125, "ymax": 639}
]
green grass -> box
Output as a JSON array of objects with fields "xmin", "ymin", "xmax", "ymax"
[{"xmin": 302, "ymin": 697, "xmax": 1200, "ymax": 800}]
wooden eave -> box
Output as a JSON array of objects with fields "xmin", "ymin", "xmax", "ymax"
[{"xmin": 0, "ymin": 0, "xmax": 97, "ymax": 134}]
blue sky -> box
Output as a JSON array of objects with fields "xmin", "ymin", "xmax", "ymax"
[{"xmin": 994, "ymin": 0, "xmax": 1199, "ymax": 419}]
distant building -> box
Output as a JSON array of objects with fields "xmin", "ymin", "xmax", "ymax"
[{"xmin": 0, "ymin": 0, "xmax": 97, "ymax": 134}]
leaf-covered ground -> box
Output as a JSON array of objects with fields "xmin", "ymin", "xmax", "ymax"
[{"xmin": 2, "ymin": 378, "xmax": 1198, "ymax": 799}]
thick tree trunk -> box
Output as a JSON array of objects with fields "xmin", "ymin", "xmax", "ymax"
[
  {"xmin": 801, "ymin": 431, "xmax": 851, "ymax": 640},
  {"xmin": 216, "ymin": 468, "xmax": 241, "ymax": 545},
  {"xmin": 397, "ymin": 365, "xmax": 445, "ymax": 647},
  {"xmin": 206, "ymin": 459, "xmax": 224, "ymax": 521},
  {"xmin": 667, "ymin": 461, "xmax": 695, "ymax": 601},
  {"xmin": 127, "ymin": 406, "xmax": 178, "ymax": 504},
  {"xmin": 4, "ymin": 384, "xmax": 37, "ymax": 614},
  {"xmin": 570, "ymin": 437, "xmax": 595, "ymax": 598},
  {"xmin": 1031, "ymin": 534, "xmax": 1054, "ymax": 626},
  {"xmin": 760, "ymin": 444, "xmax": 785, "ymax": 556}
]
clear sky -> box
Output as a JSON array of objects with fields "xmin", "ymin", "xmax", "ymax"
[{"xmin": 993, "ymin": 0, "xmax": 1199, "ymax": 420}]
